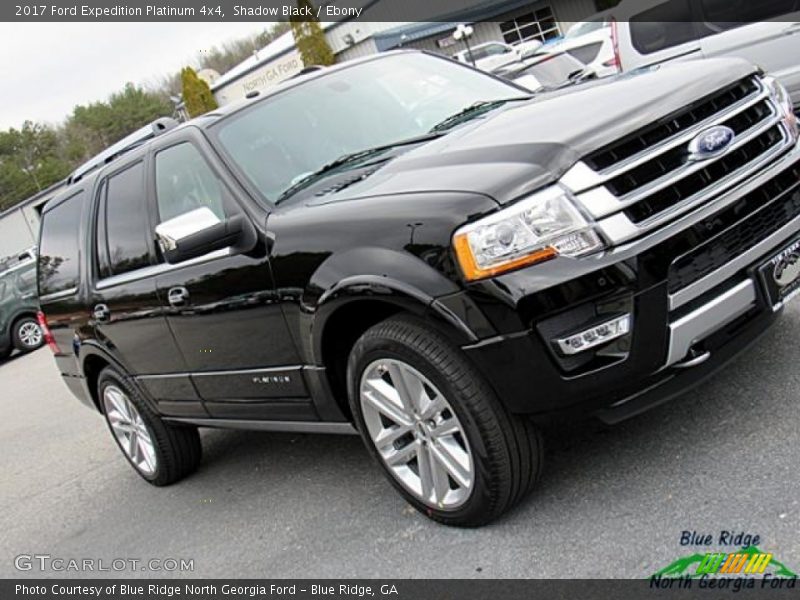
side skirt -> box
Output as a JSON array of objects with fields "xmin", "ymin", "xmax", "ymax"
[{"xmin": 164, "ymin": 417, "xmax": 358, "ymax": 435}]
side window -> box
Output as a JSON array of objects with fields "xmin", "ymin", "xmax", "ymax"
[
  {"xmin": 104, "ymin": 162, "xmax": 151, "ymax": 276},
  {"xmin": 155, "ymin": 143, "xmax": 228, "ymax": 223},
  {"xmin": 630, "ymin": 0, "xmax": 703, "ymax": 54},
  {"xmin": 700, "ymin": 0, "xmax": 797, "ymax": 27},
  {"xmin": 38, "ymin": 191, "xmax": 85, "ymax": 296},
  {"xmin": 15, "ymin": 266, "xmax": 36, "ymax": 294}
]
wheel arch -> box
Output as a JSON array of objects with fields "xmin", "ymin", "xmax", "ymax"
[{"xmin": 313, "ymin": 277, "xmax": 479, "ymax": 421}]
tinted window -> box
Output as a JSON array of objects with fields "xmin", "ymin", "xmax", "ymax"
[
  {"xmin": 38, "ymin": 191, "xmax": 85, "ymax": 296},
  {"xmin": 567, "ymin": 42, "xmax": 603, "ymax": 64},
  {"xmin": 155, "ymin": 143, "xmax": 227, "ymax": 222},
  {"xmin": 630, "ymin": 0, "xmax": 702, "ymax": 54},
  {"xmin": 104, "ymin": 162, "xmax": 151, "ymax": 275},
  {"xmin": 700, "ymin": 0, "xmax": 797, "ymax": 27}
]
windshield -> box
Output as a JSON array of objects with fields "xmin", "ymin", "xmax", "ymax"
[{"xmin": 212, "ymin": 53, "xmax": 521, "ymax": 203}]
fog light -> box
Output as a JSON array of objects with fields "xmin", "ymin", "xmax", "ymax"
[{"xmin": 554, "ymin": 314, "xmax": 631, "ymax": 355}]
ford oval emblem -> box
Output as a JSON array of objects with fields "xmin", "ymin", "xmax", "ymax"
[{"xmin": 688, "ymin": 125, "xmax": 735, "ymax": 160}]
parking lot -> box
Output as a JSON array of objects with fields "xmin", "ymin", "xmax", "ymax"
[{"xmin": 2, "ymin": 301, "xmax": 799, "ymax": 579}]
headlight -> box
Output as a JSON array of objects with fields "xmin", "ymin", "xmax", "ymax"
[
  {"xmin": 765, "ymin": 76, "xmax": 798, "ymax": 139},
  {"xmin": 453, "ymin": 186, "xmax": 604, "ymax": 281}
]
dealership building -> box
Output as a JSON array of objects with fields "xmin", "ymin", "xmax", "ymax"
[{"xmin": 209, "ymin": 0, "xmax": 598, "ymax": 106}]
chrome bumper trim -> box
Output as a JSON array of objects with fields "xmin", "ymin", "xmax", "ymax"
[{"xmin": 665, "ymin": 279, "xmax": 756, "ymax": 368}]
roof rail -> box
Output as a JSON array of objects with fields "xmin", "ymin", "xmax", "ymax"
[{"xmin": 67, "ymin": 117, "xmax": 179, "ymax": 184}]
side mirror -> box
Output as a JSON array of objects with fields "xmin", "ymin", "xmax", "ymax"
[{"xmin": 155, "ymin": 207, "xmax": 245, "ymax": 264}]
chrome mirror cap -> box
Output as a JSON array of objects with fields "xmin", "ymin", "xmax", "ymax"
[{"xmin": 155, "ymin": 207, "xmax": 222, "ymax": 253}]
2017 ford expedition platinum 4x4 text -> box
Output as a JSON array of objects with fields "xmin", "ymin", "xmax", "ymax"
[{"xmin": 37, "ymin": 51, "xmax": 800, "ymax": 526}]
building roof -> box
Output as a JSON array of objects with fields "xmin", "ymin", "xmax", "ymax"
[
  {"xmin": 0, "ymin": 179, "xmax": 67, "ymax": 220},
  {"xmin": 372, "ymin": 0, "xmax": 550, "ymax": 51}
]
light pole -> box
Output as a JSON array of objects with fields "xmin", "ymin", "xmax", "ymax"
[{"xmin": 453, "ymin": 23, "xmax": 476, "ymax": 67}]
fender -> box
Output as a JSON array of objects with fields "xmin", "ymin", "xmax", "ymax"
[
  {"xmin": 77, "ymin": 340, "xmax": 161, "ymax": 414},
  {"xmin": 303, "ymin": 247, "xmax": 482, "ymax": 364}
]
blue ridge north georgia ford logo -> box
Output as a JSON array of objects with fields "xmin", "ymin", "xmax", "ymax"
[{"xmin": 688, "ymin": 125, "xmax": 736, "ymax": 160}]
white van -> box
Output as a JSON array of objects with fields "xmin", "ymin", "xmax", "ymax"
[{"xmin": 611, "ymin": 0, "xmax": 800, "ymax": 108}]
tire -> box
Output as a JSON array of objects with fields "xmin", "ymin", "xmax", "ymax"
[
  {"xmin": 12, "ymin": 316, "xmax": 44, "ymax": 352},
  {"xmin": 347, "ymin": 314, "xmax": 543, "ymax": 527},
  {"xmin": 98, "ymin": 366, "xmax": 201, "ymax": 486}
]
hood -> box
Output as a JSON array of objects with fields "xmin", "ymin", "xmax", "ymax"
[{"xmin": 304, "ymin": 58, "xmax": 759, "ymax": 207}]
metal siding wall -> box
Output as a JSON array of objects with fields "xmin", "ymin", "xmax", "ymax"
[
  {"xmin": 335, "ymin": 37, "xmax": 380, "ymax": 63},
  {"xmin": 0, "ymin": 209, "xmax": 37, "ymax": 260}
]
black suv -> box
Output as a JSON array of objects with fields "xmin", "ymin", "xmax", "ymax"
[{"xmin": 38, "ymin": 51, "xmax": 800, "ymax": 526}]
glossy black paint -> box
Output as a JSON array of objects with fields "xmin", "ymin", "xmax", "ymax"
[{"xmin": 36, "ymin": 50, "xmax": 793, "ymax": 429}]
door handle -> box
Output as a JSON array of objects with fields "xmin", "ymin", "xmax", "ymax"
[
  {"xmin": 167, "ymin": 286, "xmax": 190, "ymax": 307},
  {"xmin": 92, "ymin": 304, "xmax": 110, "ymax": 322}
]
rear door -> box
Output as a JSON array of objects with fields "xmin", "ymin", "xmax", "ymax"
[
  {"xmin": 696, "ymin": 0, "xmax": 800, "ymax": 106},
  {"xmin": 148, "ymin": 130, "xmax": 309, "ymax": 421}
]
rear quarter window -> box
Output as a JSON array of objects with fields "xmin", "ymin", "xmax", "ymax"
[
  {"xmin": 630, "ymin": 0, "xmax": 703, "ymax": 54},
  {"xmin": 38, "ymin": 190, "xmax": 85, "ymax": 297}
]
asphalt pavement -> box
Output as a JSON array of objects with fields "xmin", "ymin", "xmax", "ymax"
[{"xmin": 2, "ymin": 302, "xmax": 799, "ymax": 578}]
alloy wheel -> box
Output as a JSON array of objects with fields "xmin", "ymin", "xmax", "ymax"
[
  {"xmin": 18, "ymin": 321, "xmax": 42, "ymax": 348},
  {"xmin": 103, "ymin": 385, "xmax": 157, "ymax": 476},
  {"xmin": 359, "ymin": 358, "xmax": 474, "ymax": 509}
]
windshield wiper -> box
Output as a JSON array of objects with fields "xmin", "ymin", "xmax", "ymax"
[
  {"xmin": 275, "ymin": 133, "xmax": 442, "ymax": 204},
  {"xmin": 428, "ymin": 97, "xmax": 530, "ymax": 134}
]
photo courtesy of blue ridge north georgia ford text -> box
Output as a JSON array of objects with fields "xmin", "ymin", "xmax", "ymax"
[{"xmin": 1, "ymin": 0, "xmax": 799, "ymax": 596}]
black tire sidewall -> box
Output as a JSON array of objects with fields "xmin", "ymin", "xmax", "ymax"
[
  {"xmin": 348, "ymin": 326, "xmax": 501, "ymax": 525},
  {"xmin": 98, "ymin": 368, "xmax": 165, "ymax": 483},
  {"xmin": 13, "ymin": 317, "xmax": 43, "ymax": 352}
]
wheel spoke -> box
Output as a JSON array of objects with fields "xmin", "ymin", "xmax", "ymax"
[
  {"xmin": 430, "ymin": 439, "xmax": 472, "ymax": 489},
  {"xmin": 430, "ymin": 417, "xmax": 460, "ymax": 439},
  {"xmin": 362, "ymin": 381, "xmax": 413, "ymax": 427},
  {"xmin": 420, "ymin": 395, "xmax": 447, "ymax": 420},
  {"xmin": 127, "ymin": 431, "xmax": 139, "ymax": 463},
  {"xmin": 387, "ymin": 362, "xmax": 425, "ymax": 414},
  {"xmin": 416, "ymin": 444, "xmax": 435, "ymax": 502},
  {"xmin": 374, "ymin": 423, "xmax": 413, "ymax": 449}
]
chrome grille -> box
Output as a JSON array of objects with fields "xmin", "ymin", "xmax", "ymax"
[{"xmin": 561, "ymin": 76, "xmax": 795, "ymax": 244}]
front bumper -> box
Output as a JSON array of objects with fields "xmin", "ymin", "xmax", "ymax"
[{"xmin": 456, "ymin": 140, "xmax": 800, "ymax": 422}]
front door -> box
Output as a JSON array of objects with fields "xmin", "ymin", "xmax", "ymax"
[
  {"xmin": 90, "ymin": 158, "xmax": 202, "ymax": 417},
  {"xmin": 148, "ymin": 135, "xmax": 312, "ymax": 421}
]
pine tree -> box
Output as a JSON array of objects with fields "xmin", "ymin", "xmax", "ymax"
[
  {"xmin": 181, "ymin": 67, "xmax": 219, "ymax": 118},
  {"xmin": 290, "ymin": 0, "xmax": 335, "ymax": 67}
]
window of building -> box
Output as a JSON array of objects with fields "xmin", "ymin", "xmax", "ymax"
[{"xmin": 500, "ymin": 7, "xmax": 561, "ymax": 45}]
